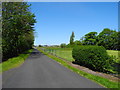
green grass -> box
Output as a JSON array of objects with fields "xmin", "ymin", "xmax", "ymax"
[
  {"xmin": 40, "ymin": 47, "xmax": 120, "ymax": 63},
  {"xmin": 107, "ymin": 50, "xmax": 119, "ymax": 57},
  {"xmin": 41, "ymin": 47, "xmax": 119, "ymax": 74},
  {"xmin": 41, "ymin": 47, "xmax": 74, "ymax": 61},
  {"xmin": 55, "ymin": 49, "xmax": 74, "ymax": 61},
  {"xmin": 107, "ymin": 50, "xmax": 120, "ymax": 63},
  {"xmin": 0, "ymin": 49, "xmax": 33, "ymax": 73},
  {"xmin": 37, "ymin": 48, "xmax": 119, "ymax": 88}
]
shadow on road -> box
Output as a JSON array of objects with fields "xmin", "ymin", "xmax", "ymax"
[{"xmin": 28, "ymin": 48, "xmax": 44, "ymax": 59}]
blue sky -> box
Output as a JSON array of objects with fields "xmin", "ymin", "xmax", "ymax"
[{"xmin": 28, "ymin": 2, "xmax": 118, "ymax": 45}]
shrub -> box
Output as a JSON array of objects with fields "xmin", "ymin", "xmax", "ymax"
[
  {"xmin": 66, "ymin": 44, "xmax": 79, "ymax": 48},
  {"xmin": 60, "ymin": 43, "xmax": 66, "ymax": 48},
  {"xmin": 39, "ymin": 45, "xmax": 42, "ymax": 47},
  {"xmin": 72, "ymin": 45, "xmax": 114, "ymax": 73}
]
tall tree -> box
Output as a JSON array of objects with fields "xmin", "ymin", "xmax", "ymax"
[
  {"xmin": 82, "ymin": 32, "xmax": 97, "ymax": 45},
  {"xmin": 70, "ymin": 31, "xmax": 75, "ymax": 45},
  {"xmin": 2, "ymin": 2, "xmax": 36, "ymax": 60}
]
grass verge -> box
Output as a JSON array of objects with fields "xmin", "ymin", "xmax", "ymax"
[
  {"xmin": 38, "ymin": 48, "xmax": 119, "ymax": 88},
  {"xmin": 0, "ymin": 49, "xmax": 33, "ymax": 73}
]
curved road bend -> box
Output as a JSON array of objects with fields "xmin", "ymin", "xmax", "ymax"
[{"xmin": 2, "ymin": 49, "xmax": 105, "ymax": 88}]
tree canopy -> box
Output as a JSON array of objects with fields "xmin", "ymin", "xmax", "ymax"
[
  {"xmin": 97, "ymin": 28, "xmax": 118, "ymax": 50},
  {"xmin": 2, "ymin": 2, "xmax": 36, "ymax": 61},
  {"xmin": 82, "ymin": 32, "xmax": 97, "ymax": 45},
  {"xmin": 81, "ymin": 28, "xmax": 118, "ymax": 50}
]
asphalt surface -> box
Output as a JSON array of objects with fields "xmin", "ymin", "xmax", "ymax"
[{"xmin": 2, "ymin": 49, "xmax": 104, "ymax": 88}]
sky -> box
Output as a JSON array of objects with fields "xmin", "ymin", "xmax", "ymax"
[
  {"xmin": 25, "ymin": 0, "xmax": 120, "ymax": 2},
  {"xmin": 28, "ymin": 2, "xmax": 118, "ymax": 46}
]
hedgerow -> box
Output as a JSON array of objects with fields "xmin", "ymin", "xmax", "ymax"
[{"xmin": 72, "ymin": 45, "xmax": 114, "ymax": 73}]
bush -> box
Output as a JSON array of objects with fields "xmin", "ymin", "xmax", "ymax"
[
  {"xmin": 66, "ymin": 44, "xmax": 79, "ymax": 48},
  {"xmin": 39, "ymin": 45, "xmax": 42, "ymax": 47},
  {"xmin": 72, "ymin": 45, "xmax": 114, "ymax": 73},
  {"xmin": 60, "ymin": 43, "xmax": 66, "ymax": 48}
]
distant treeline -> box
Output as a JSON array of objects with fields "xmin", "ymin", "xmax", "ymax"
[
  {"xmin": 60, "ymin": 28, "xmax": 119, "ymax": 50},
  {"xmin": 2, "ymin": 2, "xmax": 36, "ymax": 61}
]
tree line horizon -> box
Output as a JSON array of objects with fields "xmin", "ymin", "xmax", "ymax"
[{"xmin": 39, "ymin": 28, "xmax": 119, "ymax": 50}]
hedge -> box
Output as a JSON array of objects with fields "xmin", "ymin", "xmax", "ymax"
[{"xmin": 72, "ymin": 45, "xmax": 114, "ymax": 73}]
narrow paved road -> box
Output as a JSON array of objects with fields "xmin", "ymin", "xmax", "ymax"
[{"xmin": 2, "ymin": 49, "xmax": 104, "ymax": 88}]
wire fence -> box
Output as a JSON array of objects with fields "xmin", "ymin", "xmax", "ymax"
[
  {"xmin": 40, "ymin": 48, "xmax": 74, "ymax": 61},
  {"xmin": 41, "ymin": 48, "xmax": 56, "ymax": 55}
]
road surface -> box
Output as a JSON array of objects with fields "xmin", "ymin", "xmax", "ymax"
[{"xmin": 2, "ymin": 49, "xmax": 104, "ymax": 88}]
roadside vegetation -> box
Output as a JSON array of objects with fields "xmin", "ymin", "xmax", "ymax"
[
  {"xmin": 2, "ymin": 2, "xmax": 36, "ymax": 61},
  {"xmin": 1, "ymin": 2, "xmax": 36, "ymax": 72},
  {"xmin": 0, "ymin": 49, "xmax": 33, "ymax": 73},
  {"xmin": 38, "ymin": 47, "xmax": 119, "ymax": 63},
  {"xmin": 37, "ymin": 48, "xmax": 118, "ymax": 88},
  {"xmin": 38, "ymin": 47, "xmax": 119, "ymax": 73},
  {"xmin": 0, "ymin": 2, "xmax": 36, "ymax": 73}
]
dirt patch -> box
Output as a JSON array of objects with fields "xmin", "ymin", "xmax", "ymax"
[{"xmin": 70, "ymin": 62, "xmax": 119, "ymax": 82}]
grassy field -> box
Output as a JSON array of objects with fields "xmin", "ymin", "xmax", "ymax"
[
  {"xmin": 0, "ymin": 49, "xmax": 33, "ymax": 73},
  {"xmin": 37, "ymin": 48, "xmax": 118, "ymax": 88},
  {"xmin": 53, "ymin": 48, "xmax": 74, "ymax": 61},
  {"xmin": 39, "ymin": 47, "xmax": 120, "ymax": 63},
  {"xmin": 107, "ymin": 50, "xmax": 119, "ymax": 63},
  {"xmin": 40, "ymin": 47, "xmax": 73, "ymax": 61}
]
